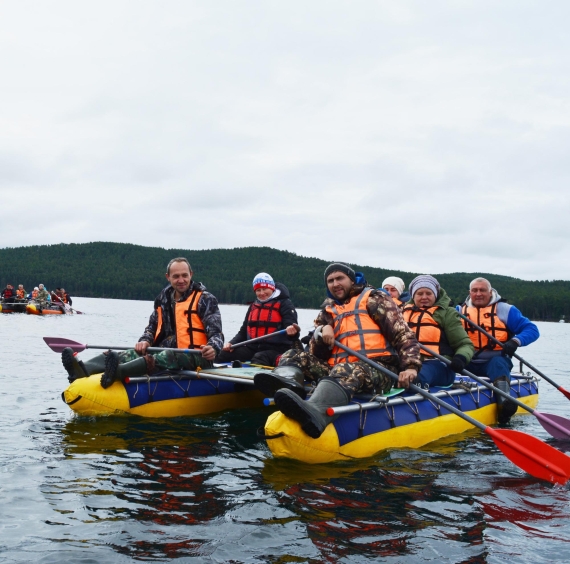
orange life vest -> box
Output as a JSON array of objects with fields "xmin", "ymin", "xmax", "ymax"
[
  {"xmin": 325, "ymin": 289, "xmax": 393, "ymax": 366},
  {"xmin": 32, "ymin": 290, "xmax": 39, "ymax": 299},
  {"xmin": 154, "ymin": 290, "xmax": 207, "ymax": 349},
  {"xmin": 403, "ymin": 305, "xmax": 451, "ymax": 357},
  {"xmin": 16, "ymin": 289, "xmax": 25, "ymax": 299},
  {"xmin": 461, "ymin": 303, "xmax": 511, "ymax": 351}
]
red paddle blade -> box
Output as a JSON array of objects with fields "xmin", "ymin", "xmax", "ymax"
[
  {"xmin": 43, "ymin": 337, "xmax": 87, "ymax": 353},
  {"xmin": 486, "ymin": 427, "xmax": 570, "ymax": 485},
  {"xmin": 559, "ymin": 386, "xmax": 570, "ymax": 401},
  {"xmin": 535, "ymin": 411, "xmax": 570, "ymax": 440}
]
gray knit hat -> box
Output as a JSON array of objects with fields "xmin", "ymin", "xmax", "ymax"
[
  {"xmin": 324, "ymin": 262, "xmax": 356, "ymax": 285},
  {"xmin": 409, "ymin": 275, "xmax": 440, "ymax": 298}
]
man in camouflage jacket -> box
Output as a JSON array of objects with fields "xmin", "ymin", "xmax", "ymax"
[
  {"xmin": 61, "ymin": 258, "xmax": 224, "ymax": 388},
  {"xmin": 255, "ymin": 262, "xmax": 421, "ymax": 439}
]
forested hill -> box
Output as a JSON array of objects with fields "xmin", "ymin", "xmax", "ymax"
[{"xmin": 0, "ymin": 242, "xmax": 568, "ymax": 320}]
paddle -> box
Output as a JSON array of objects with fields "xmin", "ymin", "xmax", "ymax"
[
  {"xmin": 230, "ymin": 328, "xmax": 289, "ymax": 349},
  {"xmin": 43, "ymin": 336, "xmax": 202, "ymax": 355},
  {"xmin": 50, "ymin": 292, "xmax": 83, "ymax": 315},
  {"xmin": 457, "ymin": 311, "xmax": 570, "ymax": 401},
  {"xmin": 419, "ymin": 344, "xmax": 570, "ymax": 440},
  {"xmin": 333, "ymin": 339, "xmax": 570, "ymax": 485}
]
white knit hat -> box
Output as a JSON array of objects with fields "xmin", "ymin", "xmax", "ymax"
[{"xmin": 382, "ymin": 276, "xmax": 405, "ymax": 295}]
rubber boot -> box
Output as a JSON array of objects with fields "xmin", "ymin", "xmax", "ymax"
[
  {"xmin": 254, "ymin": 366, "xmax": 307, "ymax": 399},
  {"xmin": 495, "ymin": 376, "xmax": 518, "ymax": 425},
  {"xmin": 100, "ymin": 352, "xmax": 147, "ymax": 389},
  {"xmin": 274, "ymin": 377, "xmax": 351, "ymax": 438},
  {"xmin": 62, "ymin": 348, "xmax": 106, "ymax": 383}
]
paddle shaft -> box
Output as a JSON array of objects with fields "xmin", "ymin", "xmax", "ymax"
[
  {"xmin": 85, "ymin": 344, "xmax": 202, "ymax": 354},
  {"xmin": 456, "ymin": 311, "xmax": 565, "ymax": 392},
  {"xmin": 125, "ymin": 370, "xmax": 255, "ymax": 386},
  {"xmin": 230, "ymin": 329, "xmax": 288, "ymax": 349},
  {"xmin": 333, "ymin": 340, "xmax": 570, "ymax": 481}
]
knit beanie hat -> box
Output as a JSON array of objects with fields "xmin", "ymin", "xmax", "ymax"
[
  {"xmin": 253, "ymin": 272, "xmax": 276, "ymax": 291},
  {"xmin": 409, "ymin": 275, "xmax": 440, "ymax": 298},
  {"xmin": 381, "ymin": 276, "xmax": 405, "ymax": 295},
  {"xmin": 324, "ymin": 263, "xmax": 356, "ymax": 285}
]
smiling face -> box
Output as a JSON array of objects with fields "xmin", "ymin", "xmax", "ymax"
[
  {"xmin": 383, "ymin": 284, "xmax": 400, "ymax": 299},
  {"xmin": 470, "ymin": 280, "xmax": 492, "ymax": 308},
  {"xmin": 413, "ymin": 288, "xmax": 436, "ymax": 308},
  {"xmin": 255, "ymin": 287, "xmax": 274, "ymax": 301},
  {"xmin": 166, "ymin": 261, "xmax": 192, "ymax": 297},
  {"xmin": 326, "ymin": 271, "xmax": 354, "ymax": 302}
]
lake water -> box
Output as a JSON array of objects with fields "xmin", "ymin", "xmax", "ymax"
[{"xmin": 1, "ymin": 297, "xmax": 570, "ymax": 563}]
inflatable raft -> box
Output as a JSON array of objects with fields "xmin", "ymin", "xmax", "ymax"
[
  {"xmin": 264, "ymin": 375, "xmax": 539, "ymax": 464},
  {"xmin": 0, "ymin": 300, "xmax": 28, "ymax": 313},
  {"xmin": 62, "ymin": 366, "xmax": 267, "ymax": 417},
  {"xmin": 26, "ymin": 302, "xmax": 67, "ymax": 315}
]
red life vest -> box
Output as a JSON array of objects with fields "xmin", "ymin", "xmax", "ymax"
[
  {"xmin": 3, "ymin": 288, "xmax": 14, "ymax": 299},
  {"xmin": 461, "ymin": 303, "xmax": 511, "ymax": 351},
  {"xmin": 247, "ymin": 301, "xmax": 283, "ymax": 339}
]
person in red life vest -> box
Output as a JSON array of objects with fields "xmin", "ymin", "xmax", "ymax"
[
  {"xmin": 1, "ymin": 284, "xmax": 16, "ymax": 302},
  {"xmin": 254, "ymin": 263, "xmax": 422, "ymax": 439},
  {"xmin": 458, "ymin": 277, "xmax": 539, "ymax": 424},
  {"xmin": 16, "ymin": 284, "xmax": 27, "ymax": 300},
  {"xmin": 380, "ymin": 276, "xmax": 410, "ymax": 309},
  {"xmin": 215, "ymin": 272, "xmax": 300, "ymax": 367},
  {"xmin": 61, "ymin": 257, "xmax": 224, "ymax": 387},
  {"xmin": 402, "ymin": 275, "xmax": 474, "ymax": 388}
]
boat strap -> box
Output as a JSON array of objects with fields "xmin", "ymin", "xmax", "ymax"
[
  {"xmin": 61, "ymin": 392, "xmax": 82, "ymax": 406},
  {"xmin": 257, "ymin": 427, "xmax": 285, "ymax": 440}
]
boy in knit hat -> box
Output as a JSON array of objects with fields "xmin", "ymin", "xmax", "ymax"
[{"xmin": 215, "ymin": 272, "xmax": 301, "ymax": 367}]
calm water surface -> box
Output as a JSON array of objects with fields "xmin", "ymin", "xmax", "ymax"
[{"xmin": 1, "ymin": 298, "xmax": 570, "ymax": 563}]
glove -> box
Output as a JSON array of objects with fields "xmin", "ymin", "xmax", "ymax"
[
  {"xmin": 448, "ymin": 354, "xmax": 467, "ymax": 373},
  {"xmin": 502, "ymin": 339, "xmax": 519, "ymax": 356}
]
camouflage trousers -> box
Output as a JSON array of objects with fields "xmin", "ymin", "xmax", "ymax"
[
  {"xmin": 278, "ymin": 349, "xmax": 395, "ymax": 397},
  {"xmin": 117, "ymin": 349, "xmax": 213, "ymax": 374}
]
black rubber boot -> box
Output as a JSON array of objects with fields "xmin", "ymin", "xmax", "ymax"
[
  {"xmin": 274, "ymin": 378, "xmax": 351, "ymax": 438},
  {"xmin": 62, "ymin": 347, "xmax": 89, "ymax": 383},
  {"xmin": 495, "ymin": 376, "xmax": 518, "ymax": 425},
  {"xmin": 254, "ymin": 366, "xmax": 307, "ymax": 399},
  {"xmin": 100, "ymin": 353, "xmax": 147, "ymax": 389},
  {"xmin": 82, "ymin": 354, "xmax": 107, "ymax": 376}
]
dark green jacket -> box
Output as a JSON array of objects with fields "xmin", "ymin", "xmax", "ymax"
[{"xmin": 404, "ymin": 288, "xmax": 474, "ymax": 363}]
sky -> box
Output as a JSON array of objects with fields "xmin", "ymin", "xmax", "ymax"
[{"xmin": 1, "ymin": 1, "xmax": 569, "ymax": 281}]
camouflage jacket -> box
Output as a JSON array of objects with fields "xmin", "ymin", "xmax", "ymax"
[
  {"xmin": 35, "ymin": 289, "xmax": 50, "ymax": 303},
  {"xmin": 310, "ymin": 284, "xmax": 422, "ymax": 372},
  {"xmin": 139, "ymin": 281, "xmax": 224, "ymax": 355}
]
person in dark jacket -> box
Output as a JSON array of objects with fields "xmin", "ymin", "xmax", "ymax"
[{"xmin": 215, "ymin": 272, "xmax": 300, "ymax": 367}]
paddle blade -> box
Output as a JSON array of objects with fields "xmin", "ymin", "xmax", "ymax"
[
  {"xmin": 535, "ymin": 412, "xmax": 570, "ymax": 440},
  {"xmin": 43, "ymin": 337, "xmax": 86, "ymax": 353},
  {"xmin": 486, "ymin": 427, "xmax": 570, "ymax": 485}
]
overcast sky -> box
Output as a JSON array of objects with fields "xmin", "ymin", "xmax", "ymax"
[{"xmin": 1, "ymin": 1, "xmax": 569, "ymax": 281}]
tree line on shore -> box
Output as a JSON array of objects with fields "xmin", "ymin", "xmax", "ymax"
[{"xmin": 0, "ymin": 242, "xmax": 568, "ymax": 321}]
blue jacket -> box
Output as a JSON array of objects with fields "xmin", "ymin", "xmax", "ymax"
[{"xmin": 458, "ymin": 289, "xmax": 539, "ymax": 361}]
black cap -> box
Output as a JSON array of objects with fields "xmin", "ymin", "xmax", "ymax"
[{"xmin": 324, "ymin": 263, "xmax": 356, "ymax": 285}]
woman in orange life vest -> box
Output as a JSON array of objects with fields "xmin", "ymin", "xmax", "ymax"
[
  {"xmin": 403, "ymin": 275, "xmax": 474, "ymax": 387},
  {"xmin": 16, "ymin": 285, "xmax": 26, "ymax": 300},
  {"xmin": 380, "ymin": 276, "xmax": 410, "ymax": 309},
  {"xmin": 31, "ymin": 287, "xmax": 39, "ymax": 299},
  {"xmin": 215, "ymin": 272, "xmax": 301, "ymax": 367}
]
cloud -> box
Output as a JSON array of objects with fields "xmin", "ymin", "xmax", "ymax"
[{"xmin": 0, "ymin": 1, "xmax": 568, "ymax": 280}]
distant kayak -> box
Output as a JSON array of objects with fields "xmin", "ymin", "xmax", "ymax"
[{"xmin": 26, "ymin": 302, "xmax": 69, "ymax": 315}]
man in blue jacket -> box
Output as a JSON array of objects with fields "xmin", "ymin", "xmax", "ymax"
[{"xmin": 459, "ymin": 277, "xmax": 539, "ymax": 424}]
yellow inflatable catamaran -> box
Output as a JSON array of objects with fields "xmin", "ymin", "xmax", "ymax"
[{"xmin": 263, "ymin": 375, "xmax": 539, "ymax": 464}]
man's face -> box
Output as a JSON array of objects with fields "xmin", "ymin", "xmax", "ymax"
[
  {"xmin": 39, "ymin": 284, "xmax": 44, "ymax": 290},
  {"xmin": 255, "ymin": 287, "xmax": 274, "ymax": 301},
  {"xmin": 326, "ymin": 271, "xmax": 354, "ymax": 301},
  {"xmin": 470, "ymin": 281, "xmax": 492, "ymax": 308},
  {"xmin": 18, "ymin": 285, "xmax": 23, "ymax": 290},
  {"xmin": 166, "ymin": 261, "xmax": 192, "ymax": 295}
]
